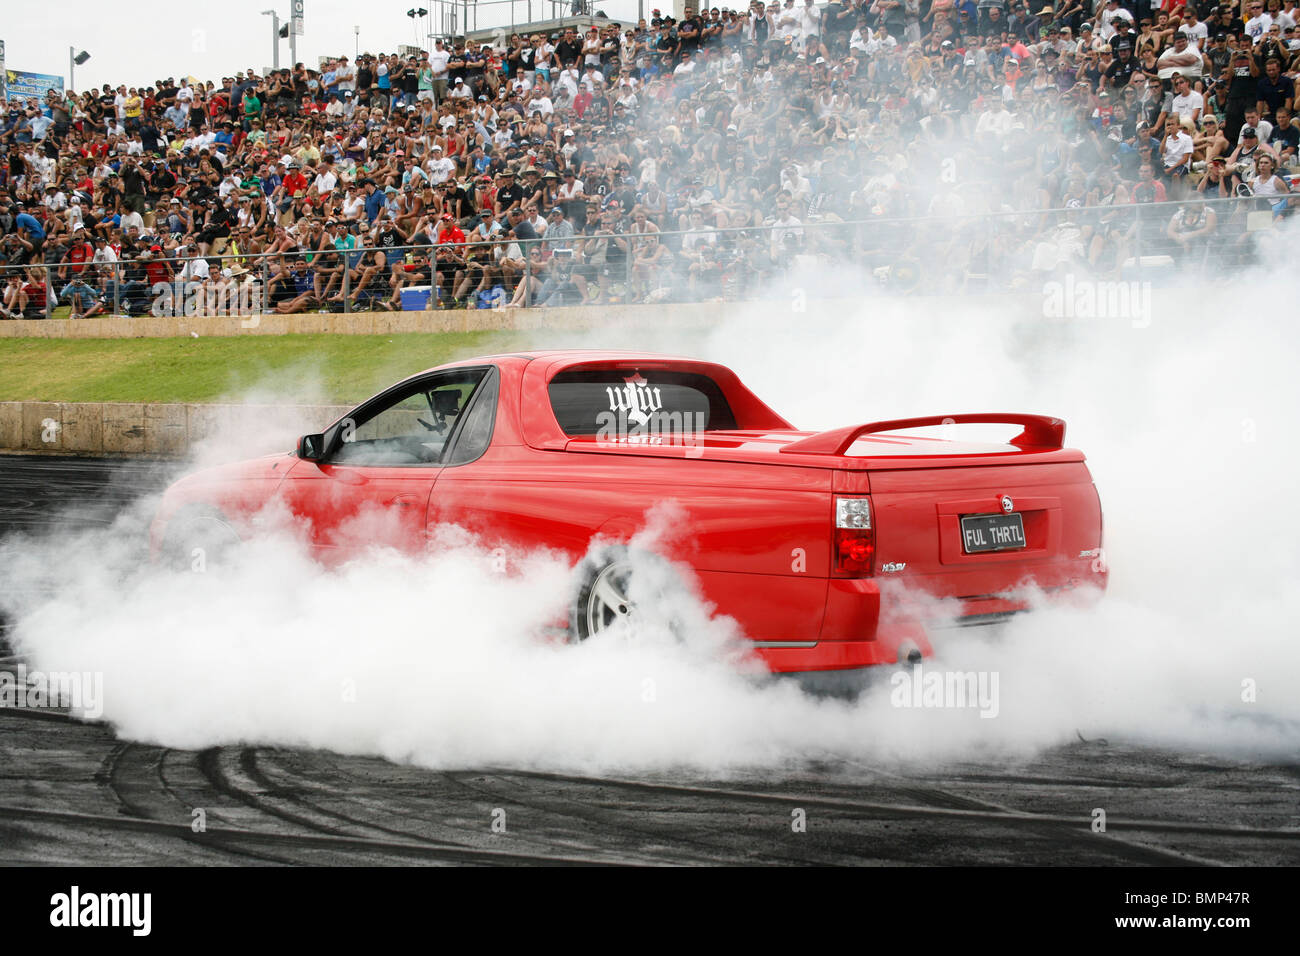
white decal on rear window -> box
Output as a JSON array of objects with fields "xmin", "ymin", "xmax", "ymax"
[{"xmin": 604, "ymin": 373, "xmax": 662, "ymax": 427}]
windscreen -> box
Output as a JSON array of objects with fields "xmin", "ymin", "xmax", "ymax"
[{"xmin": 548, "ymin": 369, "xmax": 737, "ymax": 437}]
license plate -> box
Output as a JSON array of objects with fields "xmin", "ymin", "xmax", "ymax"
[{"xmin": 961, "ymin": 513, "xmax": 1026, "ymax": 553}]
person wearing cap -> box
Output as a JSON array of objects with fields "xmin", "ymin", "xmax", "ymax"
[
  {"xmin": 1006, "ymin": 3, "xmax": 1039, "ymax": 43},
  {"xmin": 1196, "ymin": 153, "xmax": 1236, "ymax": 197},
  {"xmin": 426, "ymin": 144, "xmax": 456, "ymax": 185},
  {"xmin": 541, "ymin": 203, "xmax": 575, "ymax": 253},
  {"xmin": 60, "ymin": 226, "xmax": 95, "ymax": 285},
  {"xmin": 1204, "ymin": 30, "xmax": 1233, "ymax": 76},
  {"xmin": 425, "ymin": 212, "xmax": 465, "ymax": 308},
  {"xmin": 1096, "ymin": 0, "xmax": 1127, "ymax": 42},
  {"xmin": 59, "ymin": 270, "xmax": 107, "ymax": 319},
  {"xmin": 1224, "ymin": 120, "xmax": 1271, "ymax": 180},
  {"xmin": 1192, "ymin": 112, "xmax": 1231, "ymax": 164},
  {"xmin": 492, "ymin": 168, "xmax": 525, "ymax": 217},
  {"xmin": 1105, "ymin": 32, "xmax": 1140, "ymax": 88},
  {"xmin": 176, "ymin": 243, "xmax": 211, "ymax": 283},
  {"xmin": 469, "ymin": 208, "xmax": 503, "ymax": 245}
]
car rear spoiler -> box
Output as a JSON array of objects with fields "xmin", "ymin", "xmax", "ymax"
[{"xmin": 779, "ymin": 414, "xmax": 1067, "ymax": 456}]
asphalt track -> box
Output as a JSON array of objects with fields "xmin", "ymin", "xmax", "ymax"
[{"xmin": 1, "ymin": 454, "xmax": 1297, "ymax": 866}]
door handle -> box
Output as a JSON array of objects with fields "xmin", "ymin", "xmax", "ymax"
[{"xmin": 390, "ymin": 494, "xmax": 421, "ymax": 509}]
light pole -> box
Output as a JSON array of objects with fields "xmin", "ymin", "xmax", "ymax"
[
  {"xmin": 354, "ymin": 25, "xmax": 360, "ymax": 58},
  {"xmin": 69, "ymin": 47, "xmax": 90, "ymax": 92},
  {"xmin": 407, "ymin": 8, "xmax": 429, "ymax": 47},
  {"xmin": 261, "ymin": 10, "xmax": 280, "ymax": 71}
]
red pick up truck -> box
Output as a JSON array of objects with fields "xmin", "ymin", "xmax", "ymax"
[{"xmin": 152, "ymin": 351, "xmax": 1107, "ymax": 672}]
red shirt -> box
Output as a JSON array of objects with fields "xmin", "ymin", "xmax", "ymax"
[
  {"xmin": 283, "ymin": 171, "xmax": 309, "ymax": 196},
  {"xmin": 437, "ymin": 225, "xmax": 466, "ymax": 247},
  {"xmin": 67, "ymin": 242, "xmax": 94, "ymax": 272},
  {"xmin": 144, "ymin": 258, "xmax": 172, "ymax": 286}
]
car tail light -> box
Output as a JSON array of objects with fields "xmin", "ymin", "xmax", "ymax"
[{"xmin": 834, "ymin": 496, "xmax": 874, "ymax": 577}]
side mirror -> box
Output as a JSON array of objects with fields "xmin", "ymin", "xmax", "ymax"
[{"xmin": 297, "ymin": 433, "xmax": 325, "ymax": 461}]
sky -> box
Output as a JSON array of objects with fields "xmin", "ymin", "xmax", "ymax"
[{"xmin": 5, "ymin": 0, "xmax": 646, "ymax": 94}]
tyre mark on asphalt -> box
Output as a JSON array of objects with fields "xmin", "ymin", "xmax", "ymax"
[
  {"xmin": 487, "ymin": 769, "xmax": 1300, "ymax": 844},
  {"xmin": 261, "ymin": 748, "xmax": 676, "ymax": 864},
  {"xmin": 0, "ymin": 801, "xmax": 619, "ymax": 865},
  {"xmin": 441, "ymin": 769, "xmax": 870, "ymax": 866},
  {"xmin": 240, "ymin": 748, "xmax": 489, "ymax": 851},
  {"xmin": 829, "ymin": 759, "xmax": 1217, "ymax": 867},
  {"xmin": 192, "ymin": 747, "xmax": 614, "ymax": 864},
  {"xmin": 98, "ymin": 741, "xmax": 292, "ymax": 864}
]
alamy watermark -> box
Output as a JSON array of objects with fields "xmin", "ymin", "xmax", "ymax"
[
  {"xmin": 0, "ymin": 664, "xmax": 103, "ymax": 719},
  {"xmin": 890, "ymin": 664, "xmax": 1000, "ymax": 719},
  {"xmin": 595, "ymin": 373, "xmax": 705, "ymax": 458},
  {"xmin": 1042, "ymin": 276, "xmax": 1152, "ymax": 328}
]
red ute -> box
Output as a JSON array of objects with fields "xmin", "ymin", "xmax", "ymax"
[{"xmin": 151, "ymin": 351, "xmax": 1107, "ymax": 672}]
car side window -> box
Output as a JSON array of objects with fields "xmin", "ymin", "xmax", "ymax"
[
  {"xmin": 329, "ymin": 369, "xmax": 487, "ymax": 466},
  {"xmin": 443, "ymin": 367, "xmax": 498, "ymax": 466}
]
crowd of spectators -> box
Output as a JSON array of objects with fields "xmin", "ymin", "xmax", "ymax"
[{"xmin": 1, "ymin": 0, "xmax": 1297, "ymax": 318}]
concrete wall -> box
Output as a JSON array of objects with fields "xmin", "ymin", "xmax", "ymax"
[
  {"xmin": 0, "ymin": 301, "xmax": 729, "ymax": 339},
  {"xmin": 0, "ymin": 402, "xmax": 351, "ymax": 458}
]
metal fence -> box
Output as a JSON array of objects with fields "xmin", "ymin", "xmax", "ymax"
[{"xmin": 1, "ymin": 196, "xmax": 1292, "ymax": 321}]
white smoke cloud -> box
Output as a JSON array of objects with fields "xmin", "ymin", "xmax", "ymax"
[{"xmin": 3, "ymin": 246, "xmax": 1299, "ymax": 772}]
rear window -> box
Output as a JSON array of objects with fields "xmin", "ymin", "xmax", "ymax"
[{"xmin": 548, "ymin": 369, "xmax": 737, "ymax": 436}]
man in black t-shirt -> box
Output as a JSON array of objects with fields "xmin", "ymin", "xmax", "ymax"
[
  {"xmin": 506, "ymin": 206, "xmax": 539, "ymax": 241},
  {"xmin": 1223, "ymin": 45, "xmax": 1259, "ymax": 141},
  {"xmin": 678, "ymin": 11, "xmax": 703, "ymax": 58},
  {"xmin": 401, "ymin": 56, "xmax": 420, "ymax": 105},
  {"xmin": 1106, "ymin": 38, "xmax": 1139, "ymax": 90},
  {"xmin": 493, "ymin": 170, "xmax": 526, "ymax": 216},
  {"xmin": 556, "ymin": 29, "xmax": 583, "ymax": 70}
]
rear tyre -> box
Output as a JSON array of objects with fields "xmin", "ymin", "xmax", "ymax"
[{"xmin": 571, "ymin": 554, "xmax": 636, "ymax": 641}]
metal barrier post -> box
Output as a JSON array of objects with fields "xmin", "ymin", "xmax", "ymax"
[
  {"xmin": 625, "ymin": 232, "xmax": 633, "ymax": 301},
  {"xmin": 523, "ymin": 239, "xmax": 532, "ymax": 307},
  {"xmin": 261, "ymin": 258, "xmax": 270, "ymax": 319},
  {"xmin": 342, "ymin": 250, "xmax": 351, "ymax": 313},
  {"xmin": 1134, "ymin": 202, "xmax": 1143, "ymax": 281},
  {"xmin": 45, "ymin": 267, "xmax": 54, "ymax": 319},
  {"xmin": 113, "ymin": 260, "xmax": 121, "ymax": 315}
]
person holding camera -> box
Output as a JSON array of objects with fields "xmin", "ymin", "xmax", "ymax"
[
  {"xmin": 59, "ymin": 272, "xmax": 107, "ymax": 319},
  {"xmin": 537, "ymin": 245, "xmax": 588, "ymax": 306},
  {"xmin": 1221, "ymin": 42, "xmax": 1260, "ymax": 140}
]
